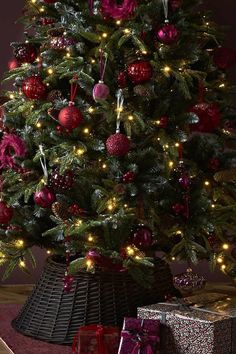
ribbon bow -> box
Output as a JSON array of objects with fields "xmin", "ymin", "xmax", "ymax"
[{"xmin": 122, "ymin": 328, "xmax": 158, "ymax": 354}]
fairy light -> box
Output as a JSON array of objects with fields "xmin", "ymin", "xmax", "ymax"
[
  {"xmin": 175, "ymin": 143, "xmax": 180, "ymax": 147},
  {"xmin": 219, "ymin": 83, "xmax": 225, "ymax": 88},
  {"xmin": 88, "ymin": 234, "xmax": 94, "ymax": 242},
  {"xmin": 83, "ymin": 128, "xmax": 90, "ymax": 134},
  {"xmin": 31, "ymin": 0, "xmax": 37, "ymax": 3},
  {"xmin": 91, "ymin": 58, "xmax": 96, "ymax": 64},
  {"xmin": 169, "ymin": 161, "xmax": 174, "ymax": 168},
  {"xmin": 75, "ymin": 219, "xmax": 83, "ymax": 227},
  {"xmin": 66, "ymin": 53, "xmax": 71, "ymax": 58},
  {"xmin": 211, "ymin": 204, "xmax": 216, "ymax": 208},
  {"xmin": 163, "ymin": 66, "xmax": 171, "ymax": 73},
  {"xmin": 86, "ymin": 259, "xmax": 93, "ymax": 269},
  {"xmin": 124, "ymin": 28, "xmax": 131, "ymax": 34},
  {"xmin": 217, "ymin": 257, "xmax": 223, "ymax": 264},
  {"xmin": 222, "ymin": 243, "xmax": 229, "ymax": 250},
  {"xmin": 221, "ymin": 264, "xmax": 226, "ymax": 271},
  {"xmin": 36, "ymin": 122, "xmax": 42, "ymax": 128},
  {"xmin": 36, "ymin": 57, "xmax": 41, "ymax": 63},
  {"xmin": 176, "ymin": 230, "xmax": 183, "ymax": 236},
  {"xmin": 88, "ymin": 107, "xmax": 94, "ymax": 113},
  {"xmin": 124, "ymin": 204, "xmax": 128, "ymax": 208},
  {"xmin": 102, "ymin": 163, "xmax": 107, "ymax": 169},
  {"xmin": 172, "ymin": 257, "xmax": 176, "ymax": 261},
  {"xmin": 135, "ymin": 255, "xmax": 141, "ymax": 260},
  {"xmin": 39, "ymin": 7, "xmax": 45, "ymax": 12},
  {"xmin": 102, "ymin": 32, "xmax": 108, "ymax": 38},
  {"xmin": 204, "ymin": 180, "xmax": 210, "ymax": 186},
  {"xmin": 15, "ymin": 239, "xmax": 24, "ymax": 248},
  {"xmin": 76, "ymin": 148, "xmax": 85, "ymax": 156},
  {"xmin": 142, "ymin": 50, "xmax": 148, "ymax": 55},
  {"xmin": 19, "ymin": 260, "xmax": 26, "ymax": 268},
  {"xmin": 48, "ymin": 68, "xmax": 53, "ymax": 75},
  {"xmin": 31, "ymin": 105, "xmax": 35, "ymax": 109},
  {"xmin": 9, "ymin": 94, "xmax": 15, "ymax": 100},
  {"xmin": 116, "ymin": 20, "xmax": 121, "ymax": 25},
  {"xmin": 47, "ymin": 250, "xmax": 52, "ymax": 255},
  {"xmin": 126, "ymin": 246, "xmax": 135, "ymax": 256},
  {"xmin": 164, "ymin": 144, "xmax": 169, "ymax": 149},
  {"xmin": 128, "ymin": 115, "xmax": 134, "ymax": 121},
  {"xmin": 107, "ymin": 203, "xmax": 114, "ymax": 211}
]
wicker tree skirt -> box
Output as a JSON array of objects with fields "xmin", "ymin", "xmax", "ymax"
[{"xmin": 12, "ymin": 257, "xmax": 176, "ymax": 345}]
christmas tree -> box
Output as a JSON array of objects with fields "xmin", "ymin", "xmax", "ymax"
[{"xmin": 1, "ymin": 0, "xmax": 236, "ymax": 290}]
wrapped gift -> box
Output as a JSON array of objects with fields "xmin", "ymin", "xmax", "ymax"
[
  {"xmin": 72, "ymin": 324, "xmax": 120, "ymax": 354},
  {"xmin": 138, "ymin": 295, "xmax": 236, "ymax": 354},
  {"xmin": 118, "ymin": 317, "xmax": 160, "ymax": 354}
]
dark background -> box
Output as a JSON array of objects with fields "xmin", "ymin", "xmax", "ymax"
[{"xmin": 0, "ymin": 1, "xmax": 236, "ymax": 284}]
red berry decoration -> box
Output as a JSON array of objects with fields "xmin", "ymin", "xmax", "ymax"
[
  {"xmin": 58, "ymin": 103, "xmax": 83, "ymax": 130},
  {"xmin": 22, "ymin": 76, "xmax": 47, "ymax": 100},
  {"xmin": 8, "ymin": 58, "xmax": 19, "ymax": 71},
  {"xmin": 131, "ymin": 224, "xmax": 154, "ymax": 250},
  {"xmin": 34, "ymin": 187, "xmax": 56, "ymax": 208},
  {"xmin": 158, "ymin": 116, "xmax": 169, "ymax": 128},
  {"xmin": 13, "ymin": 43, "xmax": 37, "ymax": 64},
  {"xmin": 189, "ymin": 103, "xmax": 220, "ymax": 133},
  {"xmin": 49, "ymin": 169, "xmax": 75, "ymax": 191},
  {"xmin": 50, "ymin": 37, "xmax": 76, "ymax": 50},
  {"xmin": 118, "ymin": 71, "xmax": 128, "ymax": 88},
  {"xmin": 68, "ymin": 204, "xmax": 87, "ymax": 216},
  {"xmin": 0, "ymin": 201, "xmax": 13, "ymax": 224},
  {"xmin": 170, "ymin": 0, "xmax": 182, "ymax": 11},
  {"xmin": 106, "ymin": 133, "xmax": 130, "ymax": 157},
  {"xmin": 127, "ymin": 61, "xmax": 153, "ymax": 85},
  {"xmin": 156, "ymin": 24, "xmax": 180, "ymax": 45},
  {"xmin": 213, "ymin": 47, "xmax": 236, "ymax": 70},
  {"xmin": 123, "ymin": 171, "xmax": 136, "ymax": 183}
]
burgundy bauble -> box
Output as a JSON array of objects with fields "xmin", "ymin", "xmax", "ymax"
[
  {"xmin": 156, "ymin": 24, "xmax": 180, "ymax": 45},
  {"xmin": 93, "ymin": 81, "xmax": 110, "ymax": 101},
  {"xmin": 34, "ymin": 187, "xmax": 56, "ymax": 208},
  {"xmin": 0, "ymin": 201, "xmax": 13, "ymax": 224},
  {"xmin": 189, "ymin": 103, "xmax": 220, "ymax": 133},
  {"xmin": 172, "ymin": 203, "xmax": 185, "ymax": 215},
  {"xmin": 131, "ymin": 225, "xmax": 154, "ymax": 250},
  {"xmin": 106, "ymin": 133, "xmax": 130, "ymax": 157},
  {"xmin": 13, "ymin": 43, "xmax": 37, "ymax": 64},
  {"xmin": 63, "ymin": 274, "xmax": 74, "ymax": 293},
  {"xmin": 174, "ymin": 268, "xmax": 206, "ymax": 292},
  {"xmin": 213, "ymin": 47, "xmax": 236, "ymax": 70},
  {"xmin": 22, "ymin": 76, "xmax": 47, "ymax": 100},
  {"xmin": 170, "ymin": 0, "xmax": 182, "ymax": 11},
  {"xmin": 8, "ymin": 58, "xmax": 19, "ymax": 70},
  {"xmin": 123, "ymin": 171, "xmax": 136, "ymax": 183},
  {"xmin": 50, "ymin": 36, "xmax": 76, "ymax": 50},
  {"xmin": 127, "ymin": 61, "xmax": 153, "ymax": 84},
  {"xmin": 49, "ymin": 169, "xmax": 75, "ymax": 191},
  {"xmin": 118, "ymin": 71, "xmax": 128, "ymax": 88},
  {"xmin": 58, "ymin": 103, "xmax": 83, "ymax": 130},
  {"xmin": 159, "ymin": 116, "xmax": 169, "ymax": 128}
]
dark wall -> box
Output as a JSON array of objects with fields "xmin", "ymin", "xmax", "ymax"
[{"xmin": 0, "ymin": 1, "xmax": 236, "ymax": 284}]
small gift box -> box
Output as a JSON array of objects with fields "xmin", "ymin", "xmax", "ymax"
[
  {"xmin": 72, "ymin": 324, "xmax": 120, "ymax": 354},
  {"xmin": 118, "ymin": 317, "xmax": 160, "ymax": 354},
  {"xmin": 138, "ymin": 294, "xmax": 236, "ymax": 354}
]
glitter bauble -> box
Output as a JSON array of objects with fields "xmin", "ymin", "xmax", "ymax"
[
  {"xmin": 131, "ymin": 224, "xmax": 154, "ymax": 250},
  {"xmin": 63, "ymin": 274, "xmax": 74, "ymax": 293},
  {"xmin": 93, "ymin": 81, "xmax": 110, "ymax": 101},
  {"xmin": 49, "ymin": 169, "xmax": 75, "ymax": 191},
  {"xmin": 189, "ymin": 103, "xmax": 220, "ymax": 133},
  {"xmin": 22, "ymin": 76, "xmax": 47, "ymax": 100},
  {"xmin": 156, "ymin": 23, "xmax": 180, "ymax": 45},
  {"xmin": 58, "ymin": 103, "xmax": 83, "ymax": 130},
  {"xmin": 0, "ymin": 201, "xmax": 13, "ymax": 224},
  {"xmin": 174, "ymin": 268, "xmax": 206, "ymax": 292},
  {"xmin": 13, "ymin": 43, "xmax": 37, "ymax": 64},
  {"xmin": 122, "ymin": 171, "xmax": 136, "ymax": 183},
  {"xmin": 34, "ymin": 187, "xmax": 56, "ymax": 208},
  {"xmin": 50, "ymin": 36, "xmax": 76, "ymax": 50},
  {"xmin": 127, "ymin": 61, "xmax": 153, "ymax": 84},
  {"xmin": 106, "ymin": 133, "xmax": 130, "ymax": 157}
]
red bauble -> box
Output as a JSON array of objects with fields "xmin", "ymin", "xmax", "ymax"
[
  {"xmin": 118, "ymin": 71, "xmax": 128, "ymax": 88},
  {"xmin": 127, "ymin": 61, "xmax": 153, "ymax": 84},
  {"xmin": 49, "ymin": 169, "xmax": 75, "ymax": 191},
  {"xmin": 22, "ymin": 76, "xmax": 47, "ymax": 100},
  {"xmin": 40, "ymin": 17, "xmax": 55, "ymax": 26},
  {"xmin": 122, "ymin": 171, "xmax": 136, "ymax": 183},
  {"xmin": 170, "ymin": 0, "xmax": 182, "ymax": 11},
  {"xmin": 213, "ymin": 47, "xmax": 236, "ymax": 70},
  {"xmin": 106, "ymin": 133, "xmax": 130, "ymax": 157},
  {"xmin": 189, "ymin": 103, "xmax": 220, "ymax": 133},
  {"xmin": 0, "ymin": 201, "xmax": 13, "ymax": 224},
  {"xmin": 13, "ymin": 43, "xmax": 37, "ymax": 64},
  {"xmin": 156, "ymin": 23, "xmax": 180, "ymax": 45},
  {"xmin": 50, "ymin": 36, "xmax": 76, "ymax": 50},
  {"xmin": 34, "ymin": 187, "xmax": 56, "ymax": 208},
  {"xmin": 8, "ymin": 58, "xmax": 19, "ymax": 70},
  {"xmin": 172, "ymin": 203, "xmax": 185, "ymax": 215},
  {"xmin": 58, "ymin": 103, "xmax": 83, "ymax": 130},
  {"xmin": 159, "ymin": 116, "xmax": 169, "ymax": 128},
  {"xmin": 131, "ymin": 225, "xmax": 154, "ymax": 250}
]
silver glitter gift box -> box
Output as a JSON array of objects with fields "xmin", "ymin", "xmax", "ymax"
[{"xmin": 138, "ymin": 296, "xmax": 236, "ymax": 354}]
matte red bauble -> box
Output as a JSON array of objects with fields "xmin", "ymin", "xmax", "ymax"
[
  {"xmin": 127, "ymin": 61, "xmax": 153, "ymax": 84},
  {"xmin": 170, "ymin": 0, "xmax": 182, "ymax": 11},
  {"xmin": 49, "ymin": 169, "xmax": 75, "ymax": 191},
  {"xmin": 58, "ymin": 103, "xmax": 83, "ymax": 130},
  {"xmin": 14, "ymin": 43, "xmax": 37, "ymax": 64},
  {"xmin": 156, "ymin": 24, "xmax": 180, "ymax": 45},
  {"xmin": 0, "ymin": 201, "xmax": 13, "ymax": 224},
  {"xmin": 34, "ymin": 187, "xmax": 56, "ymax": 208},
  {"xmin": 8, "ymin": 58, "xmax": 19, "ymax": 71},
  {"xmin": 213, "ymin": 47, "xmax": 236, "ymax": 70},
  {"xmin": 22, "ymin": 76, "xmax": 47, "ymax": 100},
  {"xmin": 131, "ymin": 225, "xmax": 154, "ymax": 250},
  {"xmin": 123, "ymin": 171, "xmax": 136, "ymax": 183},
  {"xmin": 189, "ymin": 103, "xmax": 220, "ymax": 133},
  {"xmin": 106, "ymin": 133, "xmax": 130, "ymax": 157},
  {"xmin": 93, "ymin": 81, "xmax": 110, "ymax": 101},
  {"xmin": 118, "ymin": 71, "xmax": 128, "ymax": 88}
]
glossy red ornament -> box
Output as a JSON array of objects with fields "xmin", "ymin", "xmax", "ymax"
[
  {"xmin": 170, "ymin": 0, "xmax": 182, "ymax": 11},
  {"xmin": 127, "ymin": 61, "xmax": 153, "ymax": 84},
  {"xmin": 58, "ymin": 103, "xmax": 83, "ymax": 130},
  {"xmin": 118, "ymin": 71, "xmax": 128, "ymax": 88},
  {"xmin": 122, "ymin": 171, "xmax": 136, "ymax": 183},
  {"xmin": 106, "ymin": 133, "xmax": 130, "ymax": 157},
  {"xmin": 22, "ymin": 76, "xmax": 47, "ymax": 100},
  {"xmin": 93, "ymin": 81, "xmax": 110, "ymax": 101},
  {"xmin": 8, "ymin": 58, "xmax": 19, "ymax": 70},
  {"xmin": 131, "ymin": 225, "xmax": 154, "ymax": 250},
  {"xmin": 13, "ymin": 43, "xmax": 37, "ymax": 64},
  {"xmin": 189, "ymin": 103, "xmax": 220, "ymax": 133},
  {"xmin": 156, "ymin": 23, "xmax": 180, "ymax": 45},
  {"xmin": 34, "ymin": 187, "xmax": 56, "ymax": 208},
  {"xmin": 158, "ymin": 116, "xmax": 169, "ymax": 128},
  {"xmin": 0, "ymin": 201, "xmax": 13, "ymax": 224},
  {"xmin": 49, "ymin": 169, "xmax": 75, "ymax": 191},
  {"xmin": 213, "ymin": 47, "xmax": 236, "ymax": 70}
]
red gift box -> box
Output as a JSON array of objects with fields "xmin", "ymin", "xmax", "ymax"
[{"xmin": 72, "ymin": 324, "xmax": 120, "ymax": 354}]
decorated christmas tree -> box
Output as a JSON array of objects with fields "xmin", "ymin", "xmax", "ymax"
[{"xmin": 1, "ymin": 0, "xmax": 236, "ymax": 294}]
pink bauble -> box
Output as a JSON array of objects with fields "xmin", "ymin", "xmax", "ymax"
[
  {"xmin": 8, "ymin": 58, "xmax": 19, "ymax": 70},
  {"xmin": 93, "ymin": 81, "xmax": 110, "ymax": 101},
  {"xmin": 58, "ymin": 103, "xmax": 83, "ymax": 130},
  {"xmin": 156, "ymin": 23, "xmax": 180, "ymax": 45},
  {"xmin": 106, "ymin": 133, "xmax": 130, "ymax": 157},
  {"xmin": 34, "ymin": 187, "xmax": 56, "ymax": 208}
]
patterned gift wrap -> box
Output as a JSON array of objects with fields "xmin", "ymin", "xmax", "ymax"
[
  {"xmin": 118, "ymin": 317, "xmax": 160, "ymax": 354},
  {"xmin": 72, "ymin": 325, "xmax": 120, "ymax": 354},
  {"xmin": 138, "ymin": 299, "xmax": 236, "ymax": 354}
]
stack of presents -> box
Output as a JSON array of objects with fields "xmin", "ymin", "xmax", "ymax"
[{"xmin": 72, "ymin": 292, "xmax": 236, "ymax": 353}]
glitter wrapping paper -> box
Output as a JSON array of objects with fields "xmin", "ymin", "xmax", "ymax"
[
  {"xmin": 138, "ymin": 296, "xmax": 236, "ymax": 354},
  {"xmin": 118, "ymin": 317, "xmax": 160, "ymax": 354}
]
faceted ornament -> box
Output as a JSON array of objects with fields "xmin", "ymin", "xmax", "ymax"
[
  {"xmin": 127, "ymin": 61, "xmax": 153, "ymax": 84},
  {"xmin": 156, "ymin": 24, "xmax": 180, "ymax": 45},
  {"xmin": 174, "ymin": 268, "xmax": 206, "ymax": 292},
  {"xmin": 106, "ymin": 133, "xmax": 130, "ymax": 157}
]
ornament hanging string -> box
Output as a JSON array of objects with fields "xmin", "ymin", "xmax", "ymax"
[
  {"xmin": 116, "ymin": 89, "xmax": 124, "ymax": 133},
  {"xmin": 99, "ymin": 50, "xmax": 108, "ymax": 82},
  {"xmin": 39, "ymin": 145, "xmax": 48, "ymax": 180},
  {"xmin": 70, "ymin": 76, "xmax": 79, "ymax": 103},
  {"xmin": 162, "ymin": 0, "xmax": 169, "ymax": 22}
]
